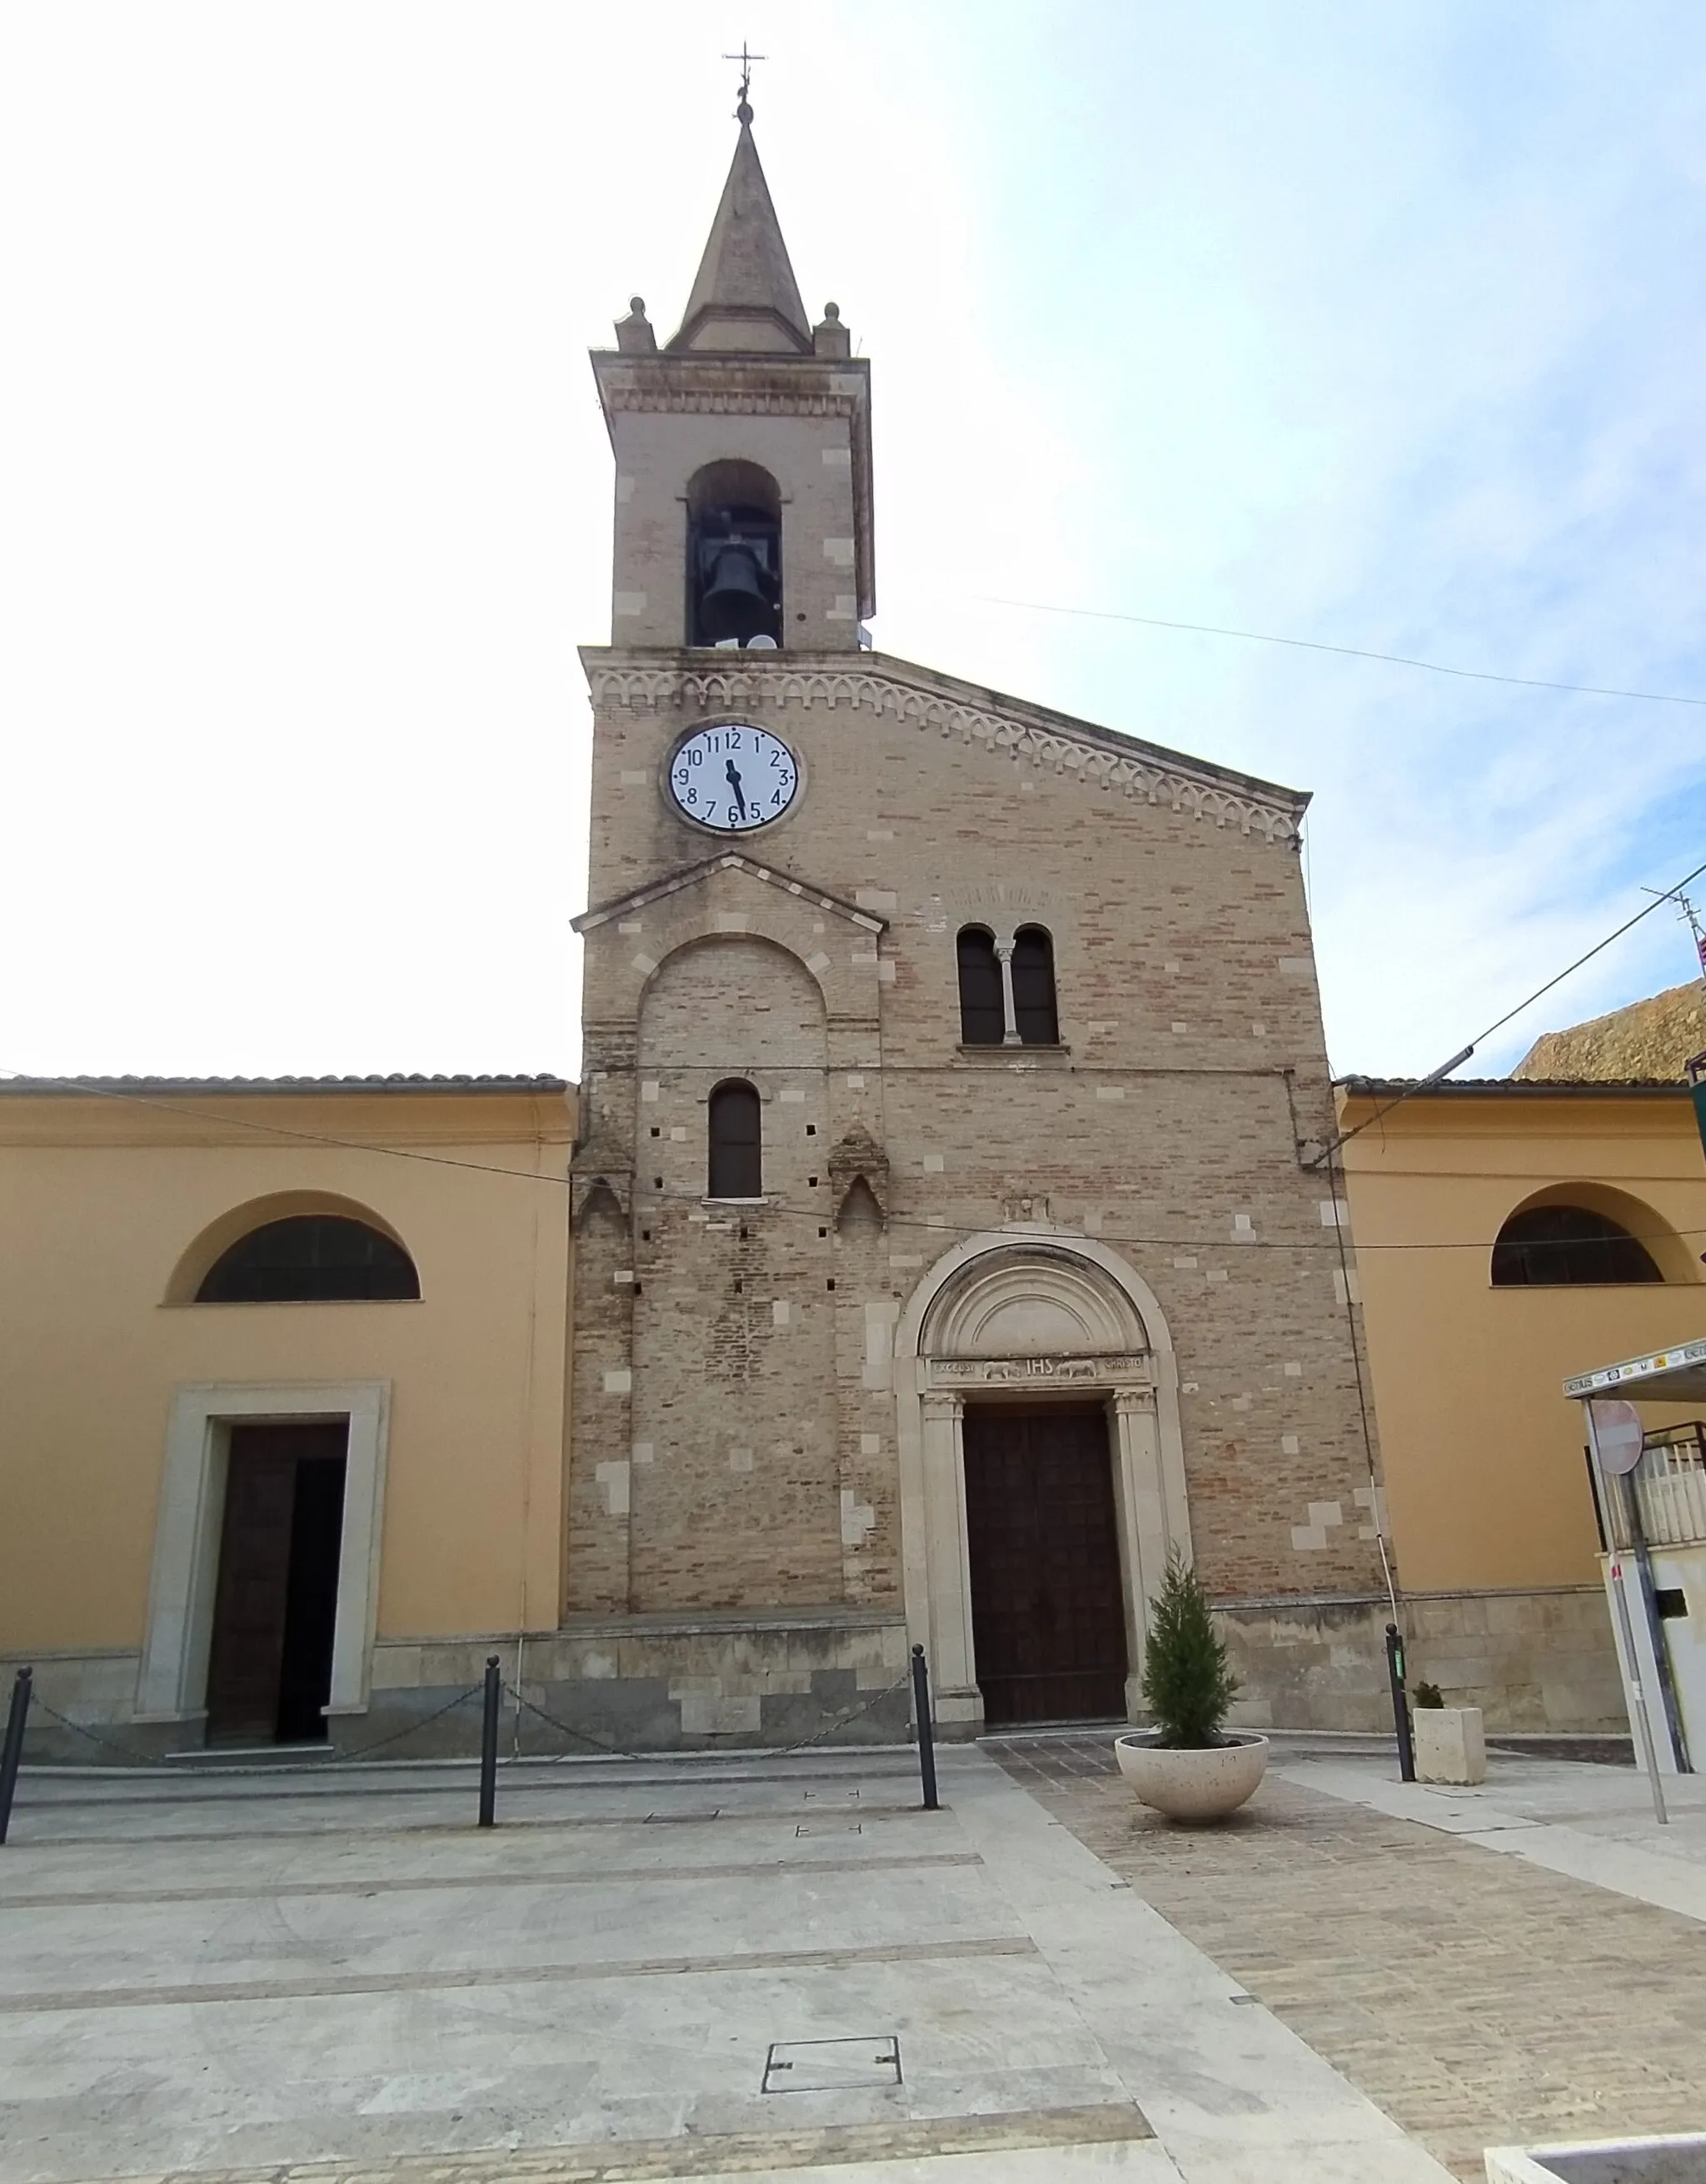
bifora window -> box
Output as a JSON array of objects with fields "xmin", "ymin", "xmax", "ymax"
[
  {"xmin": 708, "ymin": 1080, "xmax": 763, "ymax": 1199},
  {"xmin": 956, "ymin": 927, "xmax": 1005, "ymax": 1045},
  {"xmin": 1010, "ymin": 926, "xmax": 1059, "ymax": 1045},
  {"xmin": 1490, "ymin": 1204, "xmax": 1663, "ymax": 1288},
  {"xmin": 197, "ymin": 1216, "xmax": 421, "ymax": 1303}
]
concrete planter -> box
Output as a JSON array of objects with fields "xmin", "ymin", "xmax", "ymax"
[
  {"xmin": 1485, "ymin": 2131, "xmax": 1706, "ymax": 2180},
  {"xmin": 1114, "ymin": 1731, "xmax": 1270, "ymax": 1822},
  {"xmin": 1414, "ymin": 1704, "xmax": 1486, "ymax": 1785}
]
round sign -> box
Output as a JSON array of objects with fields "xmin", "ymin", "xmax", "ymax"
[{"xmin": 1589, "ymin": 1398, "xmax": 1645, "ymax": 1477}]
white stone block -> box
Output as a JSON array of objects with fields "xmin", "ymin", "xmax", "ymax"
[{"xmin": 1413, "ymin": 1705, "xmax": 1485, "ymax": 1784}]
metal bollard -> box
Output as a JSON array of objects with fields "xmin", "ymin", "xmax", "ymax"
[
  {"xmin": 910, "ymin": 1644, "xmax": 940, "ymax": 1812},
  {"xmin": 1384, "ymin": 1622, "xmax": 1415, "ymax": 1783},
  {"xmin": 0, "ymin": 1666, "xmax": 33, "ymax": 1847},
  {"xmin": 477, "ymin": 1655, "xmax": 501, "ymax": 1828}
]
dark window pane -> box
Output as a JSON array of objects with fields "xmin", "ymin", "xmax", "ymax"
[
  {"xmin": 1011, "ymin": 926, "xmax": 1059, "ymax": 1045},
  {"xmin": 708, "ymin": 1080, "xmax": 763, "ymax": 1198},
  {"xmin": 957, "ymin": 927, "xmax": 1005, "ymax": 1045},
  {"xmin": 1490, "ymin": 1204, "xmax": 1662, "ymax": 1287},
  {"xmin": 198, "ymin": 1217, "xmax": 419, "ymax": 1303}
]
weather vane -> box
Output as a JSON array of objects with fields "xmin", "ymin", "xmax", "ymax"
[{"xmin": 723, "ymin": 42, "xmax": 765, "ymax": 124}]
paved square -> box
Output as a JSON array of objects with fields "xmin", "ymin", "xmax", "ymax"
[
  {"xmin": 0, "ymin": 1747, "xmax": 1449, "ymax": 2183},
  {"xmin": 991, "ymin": 1735, "xmax": 1706, "ymax": 2182}
]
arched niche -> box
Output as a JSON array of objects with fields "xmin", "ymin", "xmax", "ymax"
[
  {"xmin": 165, "ymin": 1192, "xmax": 416, "ymax": 1306},
  {"xmin": 891, "ymin": 1229, "xmax": 1192, "ymax": 1735}
]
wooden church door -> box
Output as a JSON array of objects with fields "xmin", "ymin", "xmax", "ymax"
[{"xmin": 961, "ymin": 1403, "xmax": 1129, "ymax": 1726}]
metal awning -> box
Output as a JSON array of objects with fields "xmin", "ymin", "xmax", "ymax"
[{"xmin": 1564, "ymin": 1336, "xmax": 1706, "ymax": 1406}]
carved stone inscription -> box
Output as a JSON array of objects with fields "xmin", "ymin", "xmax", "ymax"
[{"xmin": 928, "ymin": 1352, "xmax": 1153, "ymax": 1389}]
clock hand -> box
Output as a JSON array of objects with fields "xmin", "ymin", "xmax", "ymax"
[{"xmin": 724, "ymin": 759, "xmax": 748, "ymax": 820}]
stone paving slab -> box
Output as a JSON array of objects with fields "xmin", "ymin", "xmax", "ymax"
[{"xmin": 988, "ymin": 1735, "xmax": 1706, "ymax": 2182}]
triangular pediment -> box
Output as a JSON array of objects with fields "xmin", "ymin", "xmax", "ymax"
[
  {"xmin": 581, "ymin": 651, "xmax": 1309, "ymax": 845},
  {"xmin": 573, "ymin": 850, "xmax": 886, "ymax": 937}
]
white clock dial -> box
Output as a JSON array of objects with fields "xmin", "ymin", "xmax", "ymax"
[{"xmin": 667, "ymin": 722, "xmax": 799, "ymax": 832}]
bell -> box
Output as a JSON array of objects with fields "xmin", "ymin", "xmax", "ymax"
[{"xmin": 699, "ymin": 543, "xmax": 773, "ymax": 646}]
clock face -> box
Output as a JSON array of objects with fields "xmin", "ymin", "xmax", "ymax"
[{"xmin": 666, "ymin": 722, "xmax": 799, "ymax": 832}]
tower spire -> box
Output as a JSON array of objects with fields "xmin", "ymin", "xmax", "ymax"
[{"xmin": 668, "ymin": 75, "xmax": 810, "ymax": 354}]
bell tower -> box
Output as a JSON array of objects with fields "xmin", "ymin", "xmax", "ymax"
[{"xmin": 589, "ymin": 102, "xmax": 874, "ymax": 653}]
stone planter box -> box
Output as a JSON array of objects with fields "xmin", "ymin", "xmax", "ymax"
[
  {"xmin": 1485, "ymin": 2131, "xmax": 1706, "ymax": 2181},
  {"xmin": 1414, "ymin": 1704, "xmax": 1485, "ymax": 1785},
  {"xmin": 1114, "ymin": 1732, "xmax": 1269, "ymax": 1822}
]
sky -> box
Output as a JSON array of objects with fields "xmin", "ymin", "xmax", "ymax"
[{"xmin": 2, "ymin": 2, "xmax": 1704, "ymax": 1083}]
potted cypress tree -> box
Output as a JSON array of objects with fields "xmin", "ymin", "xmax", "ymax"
[{"xmin": 1115, "ymin": 1553, "xmax": 1270, "ymax": 1822}]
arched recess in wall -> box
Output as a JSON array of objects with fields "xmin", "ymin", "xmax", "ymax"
[
  {"xmin": 637, "ymin": 934, "xmax": 829, "ymax": 1077},
  {"xmin": 1489, "ymin": 1182, "xmax": 1695, "ymax": 1288},
  {"xmin": 165, "ymin": 1192, "xmax": 419, "ymax": 1305}
]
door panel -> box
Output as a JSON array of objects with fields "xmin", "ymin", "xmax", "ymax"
[
  {"xmin": 962, "ymin": 1404, "xmax": 1128, "ymax": 1726},
  {"xmin": 205, "ymin": 1423, "xmax": 348, "ymax": 1744}
]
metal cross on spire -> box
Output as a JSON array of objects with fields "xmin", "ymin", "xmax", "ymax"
[{"xmin": 723, "ymin": 42, "xmax": 766, "ymax": 124}]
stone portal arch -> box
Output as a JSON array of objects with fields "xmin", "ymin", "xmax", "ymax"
[{"xmin": 893, "ymin": 1230, "xmax": 1192, "ymax": 1733}]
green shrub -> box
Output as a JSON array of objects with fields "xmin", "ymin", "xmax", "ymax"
[
  {"xmin": 1140, "ymin": 1553, "xmax": 1239, "ymax": 1748},
  {"xmin": 1413, "ymin": 1679, "xmax": 1445, "ymax": 1710}
]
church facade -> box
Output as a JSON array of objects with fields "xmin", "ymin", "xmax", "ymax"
[{"xmin": 553, "ymin": 111, "xmax": 1392, "ymax": 1743}]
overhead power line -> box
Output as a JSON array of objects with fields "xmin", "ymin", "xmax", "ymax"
[
  {"xmin": 1315, "ymin": 851, "xmax": 1706, "ymax": 1167},
  {"xmin": 0, "ymin": 1060, "xmax": 1699, "ymax": 1257},
  {"xmin": 952, "ymin": 591, "xmax": 1706, "ymax": 710}
]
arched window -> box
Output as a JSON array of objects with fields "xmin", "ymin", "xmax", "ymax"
[
  {"xmin": 197, "ymin": 1216, "xmax": 420, "ymax": 1303},
  {"xmin": 708, "ymin": 1080, "xmax": 763, "ymax": 1199},
  {"xmin": 1011, "ymin": 926, "xmax": 1059, "ymax": 1045},
  {"xmin": 957, "ymin": 926, "xmax": 1005, "ymax": 1045},
  {"xmin": 686, "ymin": 461, "xmax": 782, "ymax": 650},
  {"xmin": 1491, "ymin": 1204, "xmax": 1663, "ymax": 1288}
]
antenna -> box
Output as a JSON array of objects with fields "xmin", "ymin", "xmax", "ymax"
[{"xmin": 1640, "ymin": 884, "xmax": 1706, "ymax": 984}]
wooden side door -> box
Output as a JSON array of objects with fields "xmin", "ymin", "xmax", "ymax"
[
  {"xmin": 962, "ymin": 1403, "xmax": 1129, "ymax": 1726},
  {"xmin": 204, "ymin": 1423, "xmax": 347, "ymax": 1744}
]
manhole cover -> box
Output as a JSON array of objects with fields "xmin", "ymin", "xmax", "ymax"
[{"xmin": 762, "ymin": 2036, "xmax": 901, "ymax": 2093}]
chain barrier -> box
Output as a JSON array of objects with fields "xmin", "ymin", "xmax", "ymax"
[
  {"xmin": 23, "ymin": 1683, "xmax": 483, "ymax": 1772},
  {"xmin": 27, "ymin": 1693, "xmax": 167, "ymax": 1769},
  {"xmin": 504, "ymin": 1672, "xmax": 912, "ymax": 1768}
]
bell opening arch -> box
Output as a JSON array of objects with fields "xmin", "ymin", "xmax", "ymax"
[{"xmin": 890, "ymin": 1229, "xmax": 1193, "ymax": 1734}]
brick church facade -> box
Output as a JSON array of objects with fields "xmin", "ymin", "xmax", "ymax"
[{"xmin": 556, "ymin": 107, "xmax": 1392, "ymax": 1743}]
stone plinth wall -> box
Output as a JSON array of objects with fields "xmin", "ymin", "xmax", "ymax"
[
  {"xmin": 1213, "ymin": 1585, "xmax": 1624, "ymax": 1736},
  {"xmin": 1216, "ymin": 1594, "xmax": 1393, "ymax": 1733},
  {"xmin": 1401, "ymin": 1586, "xmax": 1624, "ymax": 1733},
  {"xmin": 362, "ymin": 1608, "xmax": 912, "ymax": 1755}
]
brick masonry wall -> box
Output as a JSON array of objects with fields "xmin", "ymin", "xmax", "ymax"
[{"xmin": 568, "ymin": 650, "xmax": 1391, "ymax": 1736}]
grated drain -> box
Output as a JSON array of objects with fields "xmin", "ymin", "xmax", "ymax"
[{"xmin": 763, "ymin": 2035, "xmax": 901, "ymax": 2093}]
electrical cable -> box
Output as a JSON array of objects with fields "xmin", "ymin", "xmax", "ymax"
[
  {"xmin": 951, "ymin": 591, "xmax": 1706, "ymax": 710},
  {"xmin": 0, "ymin": 1064, "xmax": 1700, "ymax": 1256},
  {"xmin": 1314, "ymin": 850, "xmax": 1706, "ymax": 1168},
  {"xmin": 5, "ymin": 854, "xmax": 1703, "ymax": 1255}
]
